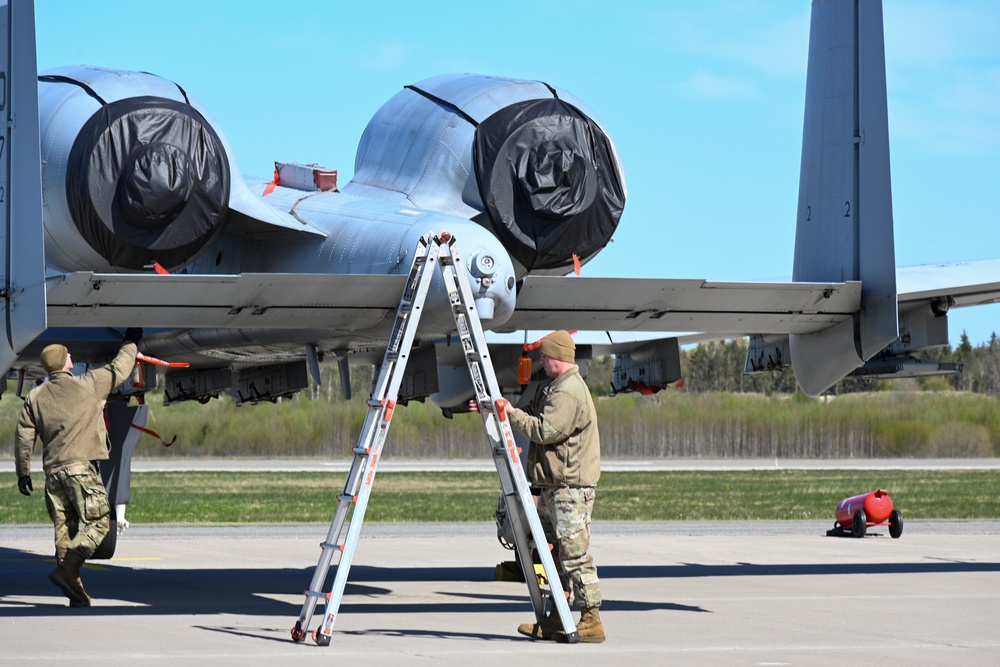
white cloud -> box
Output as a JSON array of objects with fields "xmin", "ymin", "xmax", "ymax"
[
  {"xmin": 645, "ymin": 1, "xmax": 810, "ymax": 80},
  {"xmin": 355, "ymin": 41, "xmax": 410, "ymax": 72},
  {"xmin": 672, "ymin": 68, "xmax": 760, "ymax": 100},
  {"xmin": 884, "ymin": 0, "xmax": 1000, "ymax": 69},
  {"xmin": 884, "ymin": 1, "xmax": 1000, "ymax": 156}
]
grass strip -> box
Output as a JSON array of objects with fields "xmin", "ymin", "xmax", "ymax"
[{"xmin": 2, "ymin": 469, "xmax": 998, "ymax": 524}]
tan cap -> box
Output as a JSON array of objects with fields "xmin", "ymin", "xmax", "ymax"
[
  {"xmin": 539, "ymin": 330, "xmax": 575, "ymax": 363},
  {"xmin": 40, "ymin": 344, "xmax": 69, "ymax": 374}
]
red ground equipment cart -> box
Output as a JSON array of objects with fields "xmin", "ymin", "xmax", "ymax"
[{"xmin": 828, "ymin": 489, "xmax": 903, "ymax": 538}]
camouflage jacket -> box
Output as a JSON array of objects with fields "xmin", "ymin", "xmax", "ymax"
[
  {"xmin": 15, "ymin": 342, "xmax": 138, "ymax": 478},
  {"xmin": 508, "ymin": 365, "xmax": 600, "ymax": 488}
]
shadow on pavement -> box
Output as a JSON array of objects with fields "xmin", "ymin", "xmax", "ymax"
[{"xmin": 3, "ymin": 544, "xmax": 997, "ymax": 620}]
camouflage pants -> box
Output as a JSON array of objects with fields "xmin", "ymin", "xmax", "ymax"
[
  {"xmin": 44, "ymin": 462, "xmax": 110, "ymax": 561},
  {"xmin": 536, "ymin": 486, "xmax": 601, "ymax": 609}
]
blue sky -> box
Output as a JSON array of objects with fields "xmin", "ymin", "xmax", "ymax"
[{"xmin": 33, "ymin": 0, "xmax": 1000, "ymax": 345}]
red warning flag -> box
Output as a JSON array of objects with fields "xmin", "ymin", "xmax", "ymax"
[{"xmin": 263, "ymin": 168, "xmax": 280, "ymax": 196}]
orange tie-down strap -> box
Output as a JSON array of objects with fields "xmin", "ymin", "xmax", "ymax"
[
  {"xmin": 127, "ymin": 353, "xmax": 187, "ymax": 446},
  {"xmin": 130, "ymin": 423, "xmax": 177, "ymax": 447}
]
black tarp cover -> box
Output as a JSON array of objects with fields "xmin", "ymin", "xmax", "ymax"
[
  {"xmin": 474, "ymin": 99, "xmax": 625, "ymax": 272},
  {"xmin": 67, "ymin": 97, "xmax": 230, "ymax": 271}
]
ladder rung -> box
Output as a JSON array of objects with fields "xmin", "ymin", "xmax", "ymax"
[
  {"xmin": 352, "ymin": 446, "xmax": 371, "ymax": 455},
  {"xmin": 337, "ymin": 494, "xmax": 356, "ymax": 504},
  {"xmin": 319, "ymin": 542, "xmax": 345, "ymax": 551},
  {"xmin": 304, "ymin": 589, "xmax": 331, "ymax": 599}
]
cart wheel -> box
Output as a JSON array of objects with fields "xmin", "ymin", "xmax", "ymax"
[
  {"xmin": 290, "ymin": 621, "xmax": 306, "ymax": 642},
  {"xmin": 889, "ymin": 509, "xmax": 903, "ymax": 538},
  {"xmin": 92, "ymin": 506, "xmax": 118, "ymax": 560},
  {"xmin": 852, "ymin": 509, "xmax": 867, "ymax": 538}
]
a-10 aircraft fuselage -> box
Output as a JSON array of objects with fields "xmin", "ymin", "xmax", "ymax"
[{"xmin": 29, "ymin": 65, "xmax": 629, "ymax": 376}]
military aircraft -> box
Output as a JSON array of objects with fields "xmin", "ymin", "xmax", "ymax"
[{"xmin": 3, "ymin": 0, "xmax": 998, "ymax": 552}]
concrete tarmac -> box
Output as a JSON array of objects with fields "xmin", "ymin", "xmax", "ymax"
[{"xmin": 2, "ymin": 520, "xmax": 999, "ymax": 666}]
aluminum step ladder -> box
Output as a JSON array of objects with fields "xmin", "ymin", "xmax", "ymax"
[{"xmin": 291, "ymin": 232, "xmax": 579, "ymax": 645}]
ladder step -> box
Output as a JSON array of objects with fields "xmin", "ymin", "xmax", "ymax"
[
  {"xmin": 304, "ymin": 589, "xmax": 331, "ymax": 600},
  {"xmin": 352, "ymin": 446, "xmax": 371, "ymax": 455},
  {"xmin": 319, "ymin": 542, "xmax": 345, "ymax": 551}
]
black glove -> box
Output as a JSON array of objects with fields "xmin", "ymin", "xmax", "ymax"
[
  {"xmin": 17, "ymin": 476, "xmax": 32, "ymax": 496},
  {"xmin": 123, "ymin": 327, "xmax": 143, "ymax": 344}
]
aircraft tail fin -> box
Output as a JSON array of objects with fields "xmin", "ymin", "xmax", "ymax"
[
  {"xmin": 0, "ymin": 0, "xmax": 47, "ymax": 375},
  {"xmin": 789, "ymin": 0, "xmax": 898, "ymax": 395}
]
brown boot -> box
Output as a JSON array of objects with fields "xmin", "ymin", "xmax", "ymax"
[
  {"xmin": 49, "ymin": 551, "xmax": 91, "ymax": 607},
  {"xmin": 69, "ymin": 575, "xmax": 91, "ymax": 607},
  {"xmin": 577, "ymin": 606, "xmax": 605, "ymax": 643},
  {"xmin": 517, "ymin": 614, "xmax": 560, "ymax": 640},
  {"xmin": 555, "ymin": 606, "xmax": 605, "ymax": 643}
]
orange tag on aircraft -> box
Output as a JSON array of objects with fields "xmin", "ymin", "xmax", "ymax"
[
  {"xmin": 262, "ymin": 168, "xmax": 279, "ymax": 196},
  {"xmin": 572, "ymin": 253, "xmax": 581, "ymax": 276}
]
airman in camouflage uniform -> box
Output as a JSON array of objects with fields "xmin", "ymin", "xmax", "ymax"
[
  {"xmin": 15, "ymin": 330, "xmax": 141, "ymax": 606},
  {"xmin": 507, "ymin": 330, "xmax": 605, "ymax": 643}
]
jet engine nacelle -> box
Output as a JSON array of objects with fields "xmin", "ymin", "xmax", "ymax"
[
  {"xmin": 38, "ymin": 66, "xmax": 232, "ymax": 272},
  {"xmin": 347, "ymin": 74, "xmax": 627, "ymax": 277}
]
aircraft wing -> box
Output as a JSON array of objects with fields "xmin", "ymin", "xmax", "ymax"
[
  {"xmin": 44, "ymin": 272, "xmax": 405, "ymax": 329},
  {"xmin": 496, "ymin": 258, "xmax": 1000, "ymax": 343},
  {"xmin": 896, "ymin": 259, "xmax": 1000, "ymax": 311},
  {"xmin": 43, "ymin": 270, "xmax": 862, "ymax": 338},
  {"xmin": 499, "ymin": 276, "xmax": 861, "ymax": 336}
]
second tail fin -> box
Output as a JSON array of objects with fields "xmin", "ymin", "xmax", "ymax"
[
  {"xmin": 0, "ymin": 0, "xmax": 47, "ymax": 375},
  {"xmin": 789, "ymin": 0, "xmax": 898, "ymax": 395}
]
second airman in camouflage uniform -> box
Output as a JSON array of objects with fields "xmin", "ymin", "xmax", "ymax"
[{"xmin": 507, "ymin": 330, "xmax": 605, "ymax": 643}]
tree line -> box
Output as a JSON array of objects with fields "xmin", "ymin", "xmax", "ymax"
[{"xmin": 594, "ymin": 332, "xmax": 1000, "ymax": 396}]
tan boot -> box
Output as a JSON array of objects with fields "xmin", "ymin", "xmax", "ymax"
[
  {"xmin": 555, "ymin": 606, "xmax": 605, "ymax": 643},
  {"xmin": 49, "ymin": 551, "xmax": 91, "ymax": 607},
  {"xmin": 577, "ymin": 606, "xmax": 605, "ymax": 643},
  {"xmin": 517, "ymin": 614, "xmax": 560, "ymax": 640}
]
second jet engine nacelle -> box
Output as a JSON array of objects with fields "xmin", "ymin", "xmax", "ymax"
[
  {"xmin": 38, "ymin": 66, "xmax": 232, "ymax": 273},
  {"xmin": 347, "ymin": 74, "xmax": 627, "ymax": 277}
]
